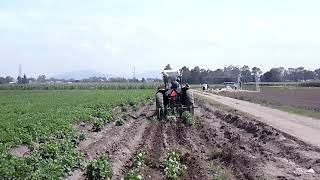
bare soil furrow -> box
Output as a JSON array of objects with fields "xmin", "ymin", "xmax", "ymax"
[
  {"xmin": 66, "ymin": 104, "xmax": 152, "ymax": 180},
  {"xmin": 196, "ymin": 99, "xmax": 320, "ymax": 180},
  {"xmin": 142, "ymin": 122, "xmax": 166, "ymax": 180},
  {"xmin": 67, "ymin": 97, "xmax": 320, "ymax": 180}
]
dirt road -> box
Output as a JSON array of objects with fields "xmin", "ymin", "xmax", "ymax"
[{"xmin": 195, "ymin": 91, "xmax": 320, "ymax": 148}]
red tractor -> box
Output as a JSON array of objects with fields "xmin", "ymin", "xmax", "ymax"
[{"xmin": 156, "ymin": 70, "xmax": 194, "ymax": 119}]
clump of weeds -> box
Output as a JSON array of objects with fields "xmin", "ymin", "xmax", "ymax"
[
  {"xmin": 182, "ymin": 111, "xmax": 194, "ymax": 126},
  {"xmin": 85, "ymin": 155, "xmax": 113, "ymax": 180},
  {"xmin": 164, "ymin": 149, "xmax": 186, "ymax": 179},
  {"xmin": 124, "ymin": 149, "xmax": 145, "ymax": 180}
]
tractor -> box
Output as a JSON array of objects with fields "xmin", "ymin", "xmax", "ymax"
[{"xmin": 155, "ymin": 69, "xmax": 194, "ymax": 119}]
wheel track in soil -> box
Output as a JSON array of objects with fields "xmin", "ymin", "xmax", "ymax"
[
  {"xmin": 137, "ymin": 118, "xmax": 212, "ymax": 180},
  {"xmin": 174, "ymin": 121, "xmax": 211, "ymax": 180},
  {"xmin": 141, "ymin": 121, "xmax": 166, "ymax": 180},
  {"xmin": 66, "ymin": 104, "xmax": 153, "ymax": 180}
]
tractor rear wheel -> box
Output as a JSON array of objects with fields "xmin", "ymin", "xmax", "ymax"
[
  {"xmin": 186, "ymin": 89, "xmax": 194, "ymax": 115},
  {"xmin": 156, "ymin": 92, "xmax": 164, "ymax": 120},
  {"xmin": 185, "ymin": 89, "xmax": 194, "ymax": 106}
]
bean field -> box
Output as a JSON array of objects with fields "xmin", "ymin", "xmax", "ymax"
[{"xmin": 0, "ymin": 90, "xmax": 153, "ymax": 179}]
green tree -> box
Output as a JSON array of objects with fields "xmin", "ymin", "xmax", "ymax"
[
  {"xmin": 261, "ymin": 68, "xmax": 284, "ymax": 82},
  {"xmin": 164, "ymin": 64, "xmax": 172, "ymax": 70},
  {"xmin": 37, "ymin": 75, "xmax": 47, "ymax": 83},
  {"xmin": 190, "ymin": 66, "xmax": 201, "ymax": 84},
  {"xmin": 180, "ymin": 66, "xmax": 191, "ymax": 83},
  {"xmin": 5, "ymin": 76, "xmax": 14, "ymax": 83},
  {"xmin": 0, "ymin": 77, "xmax": 5, "ymax": 84},
  {"xmin": 251, "ymin": 67, "xmax": 262, "ymax": 81},
  {"xmin": 303, "ymin": 70, "xmax": 316, "ymax": 80},
  {"xmin": 22, "ymin": 74, "xmax": 29, "ymax": 84},
  {"xmin": 315, "ymin": 68, "xmax": 320, "ymax": 79},
  {"xmin": 17, "ymin": 76, "xmax": 23, "ymax": 84},
  {"xmin": 240, "ymin": 65, "xmax": 252, "ymax": 82}
]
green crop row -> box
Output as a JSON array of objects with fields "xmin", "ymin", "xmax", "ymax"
[
  {"xmin": 0, "ymin": 82, "xmax": 161, "ymax": 90},
  {"xmin": 0, "ymin": 90, "xmax": 153, "ymax": 179}
]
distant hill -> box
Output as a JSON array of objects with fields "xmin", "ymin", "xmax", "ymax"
[
  {"xmin": 53, "ymin": 69, "xmax": 162, "ymax": 80},
  {"xmin": 53, "ymin": 70, "xmax": 112, "ymax": 80},
  {"xmin": 109, "ymin": 70, "xmax": 162, "ymax": 80},
  {"xmin": 136, "ymin": 70, "xmax": 162, "ymax": 79}
]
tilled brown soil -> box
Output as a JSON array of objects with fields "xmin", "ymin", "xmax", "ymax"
[
  {"xmin": 66, "ymin": 99, "xmax": 320, "ymax": 180},
  {"xmin": 218, "ymin": 87, "xmax": 320, "ymax": 113},
  {"xmin": 196, "ymin": 99, "xmax": 320, "ymax": 180},
  {"xmin": 67, "ymin": 104, "xmax": 154, "ymax": 180}
]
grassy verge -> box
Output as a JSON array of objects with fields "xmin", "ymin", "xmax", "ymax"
[{"xmin": 276, "ymin": 105, "xmax": 320, "ymax": 119}]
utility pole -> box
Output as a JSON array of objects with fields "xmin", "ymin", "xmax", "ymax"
[
  {"xmin": 133, "ymin": 66, "xmax": 136, "ymax": 80},
  {"xmin": 238, "ymin": 74, "xmax": 242, "ymax": 90},
  {"xmin": 255, "ymin": 74, "xmax": 260, "ymax": 92},
  {"xmin": 19, "ymin": 64, "xmax": 22, "ymax": 77}
]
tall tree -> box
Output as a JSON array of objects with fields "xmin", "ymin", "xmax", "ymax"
[
  {"xmin": 5, "ymin": 76, "xmax": 14, "ymax": 83},
  {"xmin": 37, "ymin": 75, "xmax": 47, "ymax": 83},
  {"xmin": 180, "ymin": 66, "xmax": 191, "ymax": 83},
  {"xmin": 240, "ymin": 65, "xmax": 252, "ymax": 82},
  {"xmin": 251, "ymin": 67, "xmax": 262, "ymax": 82},
  {"xmin": 22, "ymin": 74, "xmax": 29, "ymax": 84},
  {"xmin": 261, "ymin": 68, "xmax": 284, "ymax": 82},
  {"xmin": 17, "ymin": 76, "xmax": 23, "ymax": 84},
  {"xmin": 0, "ymin": 77, "xmax": 6, "ymax": 84},
  {"xmin": 315, "ymin": 68, "xmax": 320, "ymax": 79},
  {"xmin": 303, "ymin": 70, "xmax": 316, "ymax": 81},
  {"xmin": 164, "ymin": 64, "xmax": 172, "ymax": 70},
  {"xmin": 251, "ymin": 67, "xmax": 262, "ymax": 76},
  {"xmin": 190, "ymin": 66, "xmax": 201, "ymax": 84}
]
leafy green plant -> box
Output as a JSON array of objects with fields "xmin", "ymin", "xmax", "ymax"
[
  {"xmin": 121, "ymin": 106, "xmax": 127, "ymax": 112},
  {"xmin": 129, "ymin": 101, "xmax": 136, "ymax": 106},
  {"xmin": 116, "ymin": 119, "xmax": 124, "ymax": 126},
  {"xmin": 132, "ymin": 105, "xmax": 139, "ymax": 112},
  {"xmin": 79, "ymin": 133, "xmax": 86, "ymax": 141},
  {"xmin": 164, "ymin": 150, "xmax": 186, "ymax": 179},
  {"xmin": 124, "ymin": 169, "xmax": 143, "ymax": 180},
  {"xmin": 133, "ymin": 150, "xmax": 145, "ymax": 168},
  {"xmin": 85, "ymin": 155, "xmax": 113, "ymax": 180},
  {"xmin": 40, "ymin": 142, "xmax": 60, "ymax": 159},
  {"xmin": 124, "ymin": 149, "xmax": 145, "ymax": 180},
  {"xmin": 167, "ymin": 115, "xmax": 177, "ymax": 123},
  {"xmin": 122, "ymin": 114, "xmax": 129, "ymax": 121},
  {"xmin": 182, "ymin": 111, "xmax": 194, "ymax": 126},
  {"xmin": 93, "ymin": 119, "xmax": 105, "ymax": 132},
  {"xmin": 92, "ymin": 110, "xmax": 115, "ymax": 122}
]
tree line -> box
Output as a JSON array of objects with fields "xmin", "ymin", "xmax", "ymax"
[
  {"xmin": 1, "ymin": 65, "xmax": 320, "ymax": 84},
  {"xmin": 0, "ymin": 74, "xmax": 161, "ymax": 84},
  {"xmin": 179, "ymin": 65, "xmax": 320, "ymax": 84}
]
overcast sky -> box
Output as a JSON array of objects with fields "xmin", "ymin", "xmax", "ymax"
[{"xmin": 0, "ymin": 0, "xmax": 320, "ymax": 77}]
